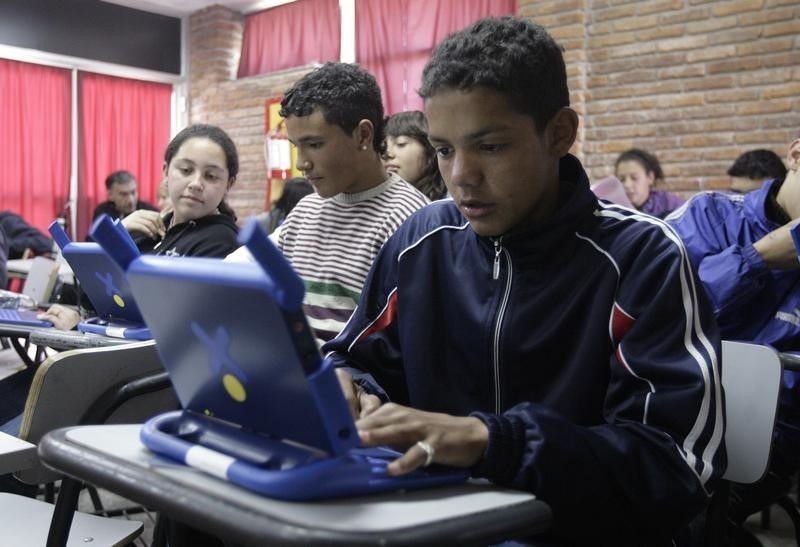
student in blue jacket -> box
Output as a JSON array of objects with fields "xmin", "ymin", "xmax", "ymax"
[
  {"xmin": 325, "ymin": 16, "xmax": 724, "ymax": 546},
  {"xmin": 668, "ymin": 135, "xmax": 800, "ymax": 540}
]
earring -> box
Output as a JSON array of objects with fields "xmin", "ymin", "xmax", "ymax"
[{"xmin": 361, "ymin": 145, "xmax": 367, "ymax": 150}]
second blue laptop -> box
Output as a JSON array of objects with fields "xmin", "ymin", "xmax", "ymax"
[
  {"xmin": 94, "ymin": 218, "xmax": 467, "ymax": 500},
  {"xmin": 49, "ymin": 217, "xmax": 151, "ymax": 340}
]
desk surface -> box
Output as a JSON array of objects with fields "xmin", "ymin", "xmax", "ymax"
[
  {"xmin": 40, "ymin": 425, "xmax": 551, "ymax": 546},
  {"xmin": 0, "ymin": 431, "xmax": 36, "ymax": 475},
  {"xmin": 28, "ymin": 329, "xmax": 135, "ymax": 351}
]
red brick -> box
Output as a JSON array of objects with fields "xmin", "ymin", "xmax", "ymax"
[
  {"xmin": 657, "ymin": 35, "xmax": 708, "ymax": 52},
  {"xmin": 636, "ymin": 25, "xmax": 685, "ymax": 40},
  {"xmin": 613, "ymin": 14, "xmax": 658, "ymax": 30},
  {"xmin": 657, "ymin": 64, "xmax": 705, "ymax": 79},
  {"xmin": 658, "ymin": 6, "xmax": 711, "ymax": 25},
  {"xmin": 686, "ymin": 45, "xmax": 736, "ymax": 62},
  {"xmin": 705, "ymin": 88, "xmax": 760, "ymax": 103},
  {"xmin": 738, "ymin": 6, "xmax": 795, "ymax": 25},
  {"xmin": 589, "ymin": 32, "xmax": 636, "ymax": 48},
  {"xmin": 707, "ymin": 27, "xmax": 763, "ymax": 46},
  {"xmin": 707, "ymin": 56, "xmax": 762, "ymax": 74},
  {"xmin": 762, "ymin": 51, "xmax": 800, "ymax": 68},
  {"xmin": 737, "ymin": 99, "xmax": 793, "ymax": 115},
  {"xmin": 711, "ymin": 0, "xmax": 766, "ymax": 16},
  {"xmin": 763, "ymin": 19, "xmax": 800, "ymax": 37},
  {"xmin": 736, "ymin": 37, "xmax": 794, "ymax": 56},
  {"xmin": 685, "ymin": 14, "xmax": 738, "ymax": 33},
  {"xmin": 637, "ymin": 0, "xmax": 684, "ymax": 15}
]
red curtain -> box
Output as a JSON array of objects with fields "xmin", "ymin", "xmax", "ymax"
[
  {"xmin": 0, "ymin": 59, "xmax": 71, "ymax": 234},
  {"xmin": 356, "ymin": 0, "xmax": 516, "ymax": 115},
  {"xmin": 237, "ymin": 0, "xmax": 341, "ymax": 78},
  {"xmin": 78, "ymin": 72, "xmax": 171, "ymax": 239}
]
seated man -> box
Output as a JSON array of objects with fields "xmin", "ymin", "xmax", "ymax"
[
  {"xmin": 727, "ymin": 148, "xmax": 787, "ymax": 194},
  {"xmin": 668, "ymin": 136, "xmax": 800, "ymax": 536},
  {"xmin": 91, "ymin": 170, "xmax": 156, "ymax": 223},
  {"xmin": 326, "ymin": 16, "xmax": 724, "ymax": 545}
]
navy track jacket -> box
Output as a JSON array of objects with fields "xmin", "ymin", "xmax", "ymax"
[{"xmin": 324, "ymin": 155, "xmax": 725, "ymax": 544}]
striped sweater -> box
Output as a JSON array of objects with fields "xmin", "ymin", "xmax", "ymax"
[{"xmin": 278, "ymin": 173, "xmax": 429, "ymax": 345}]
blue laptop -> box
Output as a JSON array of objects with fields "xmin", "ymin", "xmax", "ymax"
[
  {"xmin": 49, "ymin": 217, "xmax": 151, "ymax": 340},
  {"xmin": 93, "ymin": 217, "xmax": 467, "ymax": 501}
]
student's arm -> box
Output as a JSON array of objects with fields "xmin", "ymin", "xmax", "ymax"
[
  {"xmin": 668, "ymin": 194, "xmax": 776, "ymax": 318},
  {"xmin": 752, "ymin": 219, "xmax": 800, "ymax": 270}
]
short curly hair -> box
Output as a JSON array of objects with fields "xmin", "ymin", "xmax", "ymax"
[
  {"xmin": 419, "ymin": 16, "xmax": 569, "ymax": 133},
  {"xmin": 727, "ymin": 149, "xmax": 787, "ymax": 182},
  {"xmin": 280, "ymin": 62, "xmax": 386, "ymax": 153}
]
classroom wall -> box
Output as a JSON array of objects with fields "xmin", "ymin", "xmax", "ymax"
[{"xmin": 189, "ymin": 1, "xmax": 800, "ymax": 219}]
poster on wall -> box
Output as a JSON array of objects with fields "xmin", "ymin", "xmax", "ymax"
[{"xmin": 264, "ymin": 97, "xmax": 299, "ymax": 210}]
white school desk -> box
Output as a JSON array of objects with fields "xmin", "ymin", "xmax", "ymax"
[
  {"xmin": 7, "ymin": 258, "xmax": 74, "ymax": 285},
  {"xmin": 0, "ymin": 431, "xmax": 36, "ymax": 474},
  {"xmin": 39, "ymin": 424, "xmax": 553, "ymax": 546}
]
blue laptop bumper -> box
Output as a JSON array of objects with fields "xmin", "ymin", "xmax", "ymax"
[{"xmin": 141, "ymin": 411, "xmax": 468, "ymax": 501}]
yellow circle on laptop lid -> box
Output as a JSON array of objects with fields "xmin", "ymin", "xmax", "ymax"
[
  {"xmin": 113, "ymin": 294, "xmax": 125, "ymax": 307},
  {"xmin": 223, "ymin": 373, "xmax": 246, "ymax": 402}
]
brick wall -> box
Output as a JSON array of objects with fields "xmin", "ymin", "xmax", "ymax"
[
  {"xmin": 189, "ymin": 5, "xmax": 313, "ymax": 219},
  {"xmin": 519, "ymin": 0, "xmax": 800, "ymax": 195},
  {"xmin": 189, "ymin": 1, "xmax": 800, "ymax": 216}
]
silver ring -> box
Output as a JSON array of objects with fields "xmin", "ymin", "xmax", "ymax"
[{"xmin": 416, "ymin": 440, "xmax": 435, "ymax": 467}]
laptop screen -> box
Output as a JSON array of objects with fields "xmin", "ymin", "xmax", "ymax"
[{"xmin": 126, "ymin": 254, "xmax": 357, "ymax": 456}]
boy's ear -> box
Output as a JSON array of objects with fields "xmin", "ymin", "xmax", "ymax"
[
  {"xmin": 786, "ymin": 138, "xmax": 800, "ymax": 172},
  {"xmin": 547, "ymin": 107, "xmax": 579, "ymax": 157},
  {"xmin": 354, "ymin": 119, "xmax": 375, "ymax": 151}
]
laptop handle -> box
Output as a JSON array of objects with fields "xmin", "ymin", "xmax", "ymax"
[
  {"xmin": 48, "ymin": 219, "xmax": 71, "ymax": 250},
  {"xmin": 238, "ymin": 218, "xmax": 304, "ymax": 312},
  {"xmin": 89, "ymin": 214, "xmax": 141, "ymax": 272}
]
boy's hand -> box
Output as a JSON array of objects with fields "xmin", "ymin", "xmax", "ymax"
[
  {"xmin": 336, "ymin": 368, "xmax": 381, "ymax": 420},
  {"xmin": 356, "ymin": 403, "xmax": 488, "ymax": 475},
  {"xmin": 121, "ymin": 210, "xmax": 166, "ymax": 240}
]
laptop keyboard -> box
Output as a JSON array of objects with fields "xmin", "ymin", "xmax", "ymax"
[{"xmin": 0, "ymin": 309, "xmax": 25, "ymax": 321}]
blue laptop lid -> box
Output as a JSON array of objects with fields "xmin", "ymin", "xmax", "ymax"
[
  {"xmin": 102, "ymin": 219, "xmax": 357, "ymax": 456},
  {"xmin": 48, "ymin": 219, "xmax": 145, "ymax": 324}
]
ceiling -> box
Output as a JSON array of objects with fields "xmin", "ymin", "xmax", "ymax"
[{"xmin": 100, "ymin": 0, "xmax": 295, "ymax": 17}]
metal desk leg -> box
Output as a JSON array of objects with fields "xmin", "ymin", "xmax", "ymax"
[{"xmin": 46, "ymin": 477, "xmax": 81, "ymax": 547}]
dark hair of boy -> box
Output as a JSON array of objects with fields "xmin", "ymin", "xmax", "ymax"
[
  {"xmin": 419, "ymin": 16, "xmax": 568, "ymax": 134},
  {"xmin": 727, "ymin": 149, "xmax": 787, "ymax": 182},
  {"xmin": 280, "ymin": 62, "xmax": 386, "ymax": 154}
]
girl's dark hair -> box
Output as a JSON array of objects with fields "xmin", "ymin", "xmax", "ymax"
[
  {"xmin": 266, "ymin": 177, "xmax": 313, "ymax": 232},
  {"xmin": 274, "ymin": 177, "xmax": 313, "ymax": 214},
  {"xmin": 615, "ymin": 148, "xmax": 664, "ymax": 181},
  {"xmin": 384, "ymin": 111, "xmax": 447, "ymax": 200},
  {"xmin": 165, "ymin": 124, "xmax": 239, "ymax": 220}
]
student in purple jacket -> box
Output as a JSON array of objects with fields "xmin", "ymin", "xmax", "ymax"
[{"xmin": 615, "ymin": 147, "xmax": 684, "ymax": 218}]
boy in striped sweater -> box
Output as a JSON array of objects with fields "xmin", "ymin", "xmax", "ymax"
[{"xmin": 277, "ymin": 63, "xmax": 429, "ymax": 345}]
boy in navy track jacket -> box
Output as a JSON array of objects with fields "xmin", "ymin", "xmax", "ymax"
[{"xmin": 325, "ymin": 17, "xmax": 724, "ymax": 545}]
